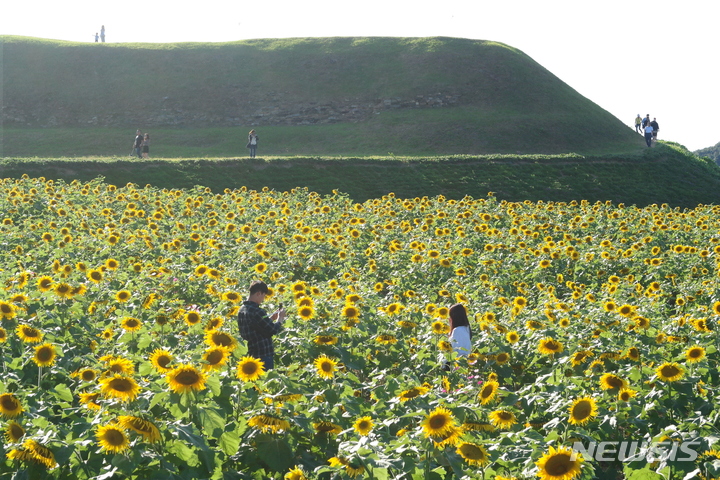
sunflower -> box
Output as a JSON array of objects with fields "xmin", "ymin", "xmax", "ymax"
[
  {"xmin": 32, "ymin": 343, "xmax": 57, "ymax": 367},
  {"xmin": 102, "ymin": 356, "xmax": 135, "ymax": 376},
  {"xmin": 8, "ymin": 439, "xmax": 57, "ymax": 469},
  {"xmin": 536, "ymin": 445, "xmax": 584, "ymax": 480},
  {"xmin": 421, "ymin": 406, "xmax": 456, "ymax": 438},
  {"xmin": 599, "ymin": 373, "xmax": 627, "ymax": 390},
  {"xmin": 182, "ymin": 311, "xmax": 201, "ymax": 327},
  {"xmin": 656, "ymin": 362, "xmax": 685, "ymax": 382},
  {"xmin": 489, "ymin": 410, "xmax": 518, "ymax": 429},
  {"xmin": 114, "ymin": 290, "xmax": 131, "ymax": 303},
  {"xmin": 353, "ymin": 416, "xmax": 374, "ymax": 436},
  {"xmin": 341, "ymin": 305, "xmax": 360, "ymax": 320},
  {"xmin": 0, "ymin": 328, "xmax": 7, "ymax": 343},
  {"xmin": 538, "ymin": 337, "xmax": 564, "ymax": 355},
  {"xmin": 461, "ymin": 421, "xmax": 495, "ymax": 432},
  {"xmin": 495, "ymin": 352, "xmax": 510, "ymax": 365},
  {"xmin": 204, "ymin": 316, "xmax": 224, "ymax": 331},
  {"xmin": 0, "ymin": 301, "xmax": 16, "ymax": 320},
  {"xmin": 166, "ymin": 364, "xmax": 207, "ymax": 394},
  {"xmin": 456, "ymin": 442, "xmax": 490, "ymax": 466},
  {"xmin": 16, "ymin": 324, "xmax": 43, "ymax": 343},
  {"xmin": 377, "ymin": 334, "xmax": 398, "ymax": 345},
  {"xmin": 72, "ymin": 368, "xmax": 99, "ymax": 382},
  {"xmin": 96, "ymin": 423, "xmax": 130, "ymax": 453},
  {"xmin": 506, "ymin": 331, "xmax": 520, "ymax": 343},
  {"xmin": 313, "ymin": 421, "xmax": 343, "ymax": 435},
  {"xmin": 4, "ymin": 421, "xmax": 25, "ymax": 443},
  {"xmin": 105, "ymin": 258, "xmax": 120, "ymax": 270},
  {"xmin": 120, "ymin": 317, "xmax": 142, "ymax": 332},
  {"xmin": 222, "ymin": 291, "xmax": 241, "ymax": 303},
  {"xmin": 478, "ymin": 380, "xmax": 500, "ymax": 405},
  {"xmin": 297, "ymin": 305, "xmax": 315, "ymax": 321},
  {"xmin": 685, "ymin": 346, "xmax": 706, "ymax": 363},
  {"xmin": 36, "ymin": 275, "xmax": 54, "ymax": 292},
  {"xmin": 87, "ymin": 268, "xmax": 104, "ymax": 283},
  {"xmin": 150, "ymin": 349, "xmax": 174, "ymax": 372},
  {"xmin": 314, "ymin": 355, "xmax": 338, "ymax": 379},
  {"xmin": 0, "ymin": 393, "xmax": 23, "ymax": 418},
  {"xmin": 202, "ymin": 346, "xmax": 230, "ymax": 371},
  {"xmin": 568, "ymin": 397, "xmax": 598, "ymax": 426},
  {"xmin": 432, "ymin": 321, "xmax": 451, "ymax": 335},
  {"xmin": 99, "ymin": 374, "xmax": 141, "ymax": 402},
  {"xmin": 236, "ymin": 356, "xmax": 266, "ymax": 382},
  {"xmin": 618, "ymin": 388, "xmax": 637, "ymax": 402},
  {"xmin": 328, "ymin": 456, "xmax": 365, "ymax": 478},
  {"xmin": 314, "ymin": 335, "xmax": 338, "ymax": 345},
  {"xmin": 398, "ymin": 385, "xmax": 430, "ymax": 402},
  {"xmin": 248, "ymin": 414, "xmax": 290, "ymax": 433},
  {"xmin": 284, "ymin": 466, "xmax": 308, "ymax": 480},
  {"xmin": 117, "ymin": 415, "xmax": 161, "ymax": 442},
  {"xmin": 204, "ymin": 330, "xmax": 237, "ymax": 349},
  {"xmin": 79, "ymin": 392, "xmax": 102, "ymax": 410}
]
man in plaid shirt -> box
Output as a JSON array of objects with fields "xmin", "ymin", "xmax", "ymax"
[{"xmin": 237, "ymin": 280, "xmax": 286, "ymax": 369}]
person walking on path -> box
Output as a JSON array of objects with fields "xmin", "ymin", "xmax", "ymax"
[
  {"xmin": 237, "ymin": 280, "xmax": 286, "ymax": 370},
  {"xmin": 247, "ymin": 130, "xmax": 258, "ymax": 158},
  {"xmin": 94, "ymin": 33, "xmax": 99, "ymax": 43},
  {"xmin": 100, "ymin": 25, "xmax": 106, "ymax": 43},
  {"xmin": 133, "ymin": 130, "xmax": 143, "ymax": 158},
  {"xmin": 635, "ymin": 114, "xmax": 642, "ymax": 133},
  {"xmin": 650, "ymin": 118, "xmax": 659, "ymax": 141},
  {"xmin": 644, "ymin": 122, "xmax": 654, "ymax": 147},
  {"xmin": 642, "ymin": 114, "xmax": 650, "ymax": 129},
  {"xmin": 141, "ymin": 133, "xmax": 151, "ymax": 158}
]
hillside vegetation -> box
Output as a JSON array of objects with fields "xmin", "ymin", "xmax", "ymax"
[
  {"xmin": 2, "ymin": 143, "xmax": 719, "ymax": 208},
  {"xmin": 1, "ymin": 36, "xmax": 641, "ymax": 156}
]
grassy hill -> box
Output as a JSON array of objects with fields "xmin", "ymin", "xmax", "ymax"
[
  {"xmin": 1, "ymin": 35, "xmax": 642, "ymax": 157},
  {"xmin": 1, "ymin": 142, "xmax": 719, "ymax": 208}
]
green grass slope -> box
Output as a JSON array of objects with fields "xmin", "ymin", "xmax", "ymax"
[
  {"xmin": 1, "ymin": 36, "xmax": 641, "ymax": 156},
  {"xmin": 1, "ymin": 143, "xmax": 718, "ymax": 208}
]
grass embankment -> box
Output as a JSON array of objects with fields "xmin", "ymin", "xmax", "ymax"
[
  {"xmin": 1, "ymin": 143, "xmax": 717, "ymax": 208},
  {"xmin": 1, "ymin": 36, "xmax": 640, "ymax": 156}
]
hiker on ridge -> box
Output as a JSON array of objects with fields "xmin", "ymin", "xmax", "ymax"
[
  {"xmin": 644, "ymin": 122, "xmax": 654, "ymax": 147},
  {"xmin": 100, "ymin": 25, "xmax": 106, "ymax": 43},
  {"xmin": 650, "ymin": 118, "xmax": 659, "ymax": 141},
  {"xmin": 133, "ymin": 130, "xmax": 144, "ymax": 158},
  {"xmin": 635, "ymin": 114, "xmax": 642, "ymax": 133}
]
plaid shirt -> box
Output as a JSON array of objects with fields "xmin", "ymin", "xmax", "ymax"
[{"xmin": 237, "ymin": 301, "xmax": 282, "ymax": 359}]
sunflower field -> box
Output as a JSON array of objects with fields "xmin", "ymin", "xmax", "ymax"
[{"xmin": 2, "ymin": 175, "xmax": 720, "ymax": 480}]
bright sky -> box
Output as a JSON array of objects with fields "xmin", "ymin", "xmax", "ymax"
[{"xmin": 2, "ymin": 0, "xmax": 718, "ymax": 151}]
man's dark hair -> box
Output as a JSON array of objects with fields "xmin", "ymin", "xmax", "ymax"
[{"xmin": 249, "ymin": 280, "xmax": 269, "ymax": 295}]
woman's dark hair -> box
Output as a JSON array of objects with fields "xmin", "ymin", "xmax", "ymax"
[{"xmin": 449, "ymin": 303, "xmax": 472, "ymax": 338}]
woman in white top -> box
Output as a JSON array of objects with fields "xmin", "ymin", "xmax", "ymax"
[{"xmin": 448, "ymin": 303, "xmax": 473, "ymax": 357}]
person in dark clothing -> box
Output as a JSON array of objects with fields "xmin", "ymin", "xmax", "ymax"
[
  {"xmin": 133, "ymin": 130, "xmax": 143, "ymax": 158},
  {"xmin": 650, "ymin": 118, "xmax": 659, "ymax": 140},
  {"xmin": 642, "ymin": 114, "xmax": 650, "ymax": 129},
  {"xmin": 237, "ymin": 281, "xmax": 286, "ymax": 369}
]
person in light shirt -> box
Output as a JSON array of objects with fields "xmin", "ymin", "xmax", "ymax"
[
  {"xmin": 644, "ymin": 123, "xmax": 654, "ymax": 147},
  {"xmin": 448, "ymin": 303, "xmax": 473, "ymax": 357}
]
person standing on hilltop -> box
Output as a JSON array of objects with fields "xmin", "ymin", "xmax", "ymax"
[
  {"xmin": 644, "ymin": 122, "xmax": 654, "ymax": 147},
  {"xmin": 247, "ymin": 130, "xmax": 259, "ymax": 158},
  {"xmin": 100, "ymin": 25, "xmax": 106, "ymax": 43},
  {"xmin": 642, "ymin": 114, "xmax": 650, "ymax": 129},
  {"xmin": 635, "ymin": 114, "xmax": 642, "ymax": 133},
  {"xmin": 94, "ymin": 33, "xmax": 99, "ymax": 43},
  {"xmin": 650, "ymin": 118, "xmax": 659, "ymax": 141}
]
